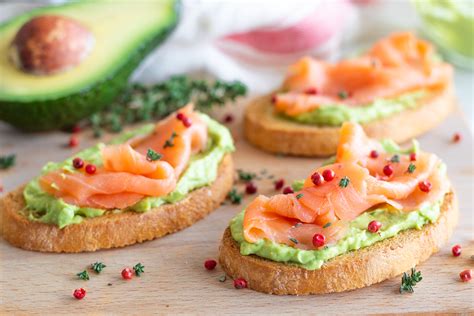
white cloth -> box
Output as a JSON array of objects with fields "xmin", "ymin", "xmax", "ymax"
[{"xmin": 136, "ymin": 0, "xmax": 357, "ymax": 93}]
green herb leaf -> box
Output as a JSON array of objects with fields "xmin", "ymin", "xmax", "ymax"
[
  {"xmin": 399, "ymin": 268, "xmax": 422, "ymax": 294},
  {"xmin": 289, "ymin": 237, "xmax": 299, "ymax": 244},
  {"xmin": 407, "ymin": 163, "xmax": 416, "ymax": 174},
  {"xmin": 77, "ymin": 270, "xmax": 90, "ymax": 281},
  {"xmin": 218, "ymin": 275, "xmax": 227, "ymax": 282},
  {"xmin": 237, "ymin": 169, "xmax": 256, "ymax": 182},
  {"xmin": 227, "ymin": 188, "xmax": 242, "ymax": 204},
  {"xmin": 337, "ymin": 90, "xmax": 348, "ymax": 99},
  {"xmin": 87, "ymin": 76, "xmax": 247, "ymax": 134},
  {"xmin": 90, "ymin": 262, "xmax": 106, "ymax": 274},
  {"xmin": 295, "ymin": 193, "xmax": 304, "ymax": 199},
  {"xmin": 93, "ymin": 128, "xmax": 103, "ymax": 139},
  {"xmin": 323, "ymin": 222, "xmax": 332, "ymax": 228},
  {"xmin": 339, "ymin": 176, "xmax": 350, "ymax": 188},
  {"xmin": 146, "ymin": 148, "xmax": 162, "ymax": 161},
  {"xmin": 163, "ymin": 132, "xmax": 178, "ymax": 149},
  {"xmin": 133, "ymin": 263, "xmax": 145, "ymax": 276},
  {"xmin": 390, "ymin": 154, "xmax": 400, "ymax": 163},
  {"xmin": 109, "ymin": 113, "xmax": 123, "ymax": 133},
  {"xmin": 0, "ymin": 154, "xmax": 16, "ymax": 170}
]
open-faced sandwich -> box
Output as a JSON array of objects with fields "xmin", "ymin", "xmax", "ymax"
[
  {"xmin": 220, "ymin": 122, "xmax": 458, "ymax": 295},
  {"xmin": 0, "ymin": 105, "xmax": 234, "ymax": 252},
  {"xmin": 244, "ymin": 32, "xmax": 455, "ymax": 156}
]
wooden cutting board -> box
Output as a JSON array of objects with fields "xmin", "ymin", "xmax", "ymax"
[{"xmin": 0, "ymin": 98, "xmax": 472, "ymax": 315}]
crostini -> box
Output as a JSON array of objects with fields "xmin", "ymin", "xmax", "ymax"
[
  {"xmin": 219, "ymin": 122, "xmax": 458, "ymax": 295},
  {"xmin": 0, "ymin": 105, "xmax": 235, "ymax": 252},
  {"xmin": 244, "ymin": 32, "xmax": 455, "ymax": 156}
]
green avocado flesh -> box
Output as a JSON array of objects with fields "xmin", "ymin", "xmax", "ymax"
[
  {"xmin": 282, "ymin": 90, "xmax": 426, "ymax": 126},
  {"xmin": 230, "ymin": 142, "xmax": 445, "ymax": 270},
  {"xmin": 24, "ymin": 113, "xmax": 234, "ymax": 228},
  {"xmin": 0, "ymin": 0, "xmax": 179, "ymax": 131}
]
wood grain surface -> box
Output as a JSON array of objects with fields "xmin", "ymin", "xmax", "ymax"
[{"xmin": 0, "ymin": 99, "xmax": 472, "ymax": 315}]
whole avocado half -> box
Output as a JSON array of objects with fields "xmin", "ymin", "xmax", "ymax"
[{"xmin": 0, "ymin": 0, "xmax": 180, "ymax": 131}]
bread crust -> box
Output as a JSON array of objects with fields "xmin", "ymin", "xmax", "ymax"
[
  {"xmin": 219, "ymin": 190, "xmax": 458, "ymax": 295},
  {"xmin": 0, "ymin": 154, "xmax": 233, "ymax": 253},
  {"xmin": 244, "ymin": 86, "xmax": 456, "ymax": 157}
]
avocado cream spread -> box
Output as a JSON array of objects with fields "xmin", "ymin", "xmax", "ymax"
[
  {"xmin": 282, "ymin": 90, "xmax": 426, "ymax": 126},
  {"xmin": 24, "ymin": 114, "xmax": 234, "ymax": 228},
  {"xmin": 230, "ymin": 142, "xmax": 445, "ymax": 270},
  {"xmin": 230, "ymin": 201, "xmax": 441, "ymax": 270}
]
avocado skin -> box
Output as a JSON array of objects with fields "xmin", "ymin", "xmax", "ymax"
[{"xmin": 0, "ymin": 2, "xmax": 180, "ymax": 131}]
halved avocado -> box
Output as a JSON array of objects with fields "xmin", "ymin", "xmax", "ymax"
[{"xmin": 0, "ymin": 0, "xmax": 179, "ymax": 131}]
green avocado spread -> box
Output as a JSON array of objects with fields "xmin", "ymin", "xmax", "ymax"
[
  {"xmin": 229, "ymin": 142, "xmax": 445, "ymax": 270},
  {"xmin": 230, "ymin": 202, "xmax": 441, "ymax": 270},
  {"xmin": 282, "ymin": 90, "xmax": 426, "ymax": 126},
  {"xmin": 24, "ymin": 113, "xmax": 234, "ymax": 228}
]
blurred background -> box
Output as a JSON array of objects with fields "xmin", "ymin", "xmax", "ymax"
[{"xmin": 0, "ymin": 0, "xmax": 473, "ymax": 129}]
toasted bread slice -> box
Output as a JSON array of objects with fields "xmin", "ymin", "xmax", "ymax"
[
  {"xmin": 0, "ymin": 154, "xmax": 233, "ymax": 253},
  {"xmin": 219, "ymin": 190, "xmax": 458, "ymax": 295},
  {"xmin": 244, "ymin": 85, "xmax": 456, "ymax": 157}
]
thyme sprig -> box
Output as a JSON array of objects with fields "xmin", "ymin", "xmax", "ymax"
[
  {"xmin": 163, "ymin": 132, "xmax": 178, "ymax": 148},
  {"xmin": 289, "ymin": 237, "xmax": 299, "ymax": 244},
  {"xmin": 0, "ymin": 154, "xmax": 16, "ymax": 170},
  {"xmin": 237, "ymin": 169, "xmax": 256, "ymax": 182},
  {"xmin": 146, "ymin": 149, "xmax": 162, "ymax": 161},
  {"xmin": 133, "ymin": 263, "xmax": 145, "ymax": 276},
  {"xmin": 339, "ymin": 176, "xmax": 350, "ymax": 188},
  {"xmin": 407, "ymin": 163, "xmax": 416, "ymax": 174},
  {"xmin": 337, "ymin": 90, "xmax": 348, "ymax": 99},
  {"xmin": 88, "ymin": 76, "xmax": 247, "ymax": 136},
  {"xmin": 228, "ymin": 188, "xmax": 243, "ymax": 204},
  {"xmin": 77, "ymin": 270, "xmax": 90, "ymax": 281},
  {"xmin": 390, "ymin": 154, "xmax": 400, "ymax": 163},
  {"xmin": 400, "ymin": 268, "xmax": 422, "ymax": 294},
  {"xmin": 90, "ymin": 262, "xmax": 106, "ymax": 274}
]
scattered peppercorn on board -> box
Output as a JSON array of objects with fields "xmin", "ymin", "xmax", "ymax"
[{"xmin": 0, "ymin": 98, "xmax": 472, "ymax": 314}]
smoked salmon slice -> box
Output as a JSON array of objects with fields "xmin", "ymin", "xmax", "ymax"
[
  {"xmin": 133, "ymin": 104, "xmax": 208, "ymax": 177},
  {"xmin": 40, "ymin": 104, "xmax": 208, "ymax": 210},
  {"xmin": 274, "ymin": 32, "xmax": 453, "ymax": 117},
  {"xmin": 336, "ymin": 122, "xmax": 439, "ymax": 201},
  {"xmin": 243, "ymin": 122, "xmax": 448, "ymax": 249}
]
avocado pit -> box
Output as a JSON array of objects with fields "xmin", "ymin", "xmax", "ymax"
[{"xmin": 10, "ymin": 15, "xmax": 94, "ymax": 75}]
